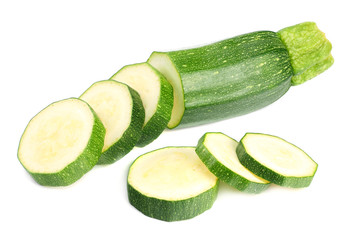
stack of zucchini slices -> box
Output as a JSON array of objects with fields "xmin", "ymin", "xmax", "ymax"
[
  {"xmin": 18, "ymin": 63, "xmax": 174, "ymax": 186},
  {"xmin": 127, "ymin": 132, "xmax": 318, "ymax": 221}
]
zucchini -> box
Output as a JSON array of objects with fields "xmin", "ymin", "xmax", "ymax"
[
  {"xmin": 148, "ymin": 22, "xmax": 333, "ymax": 128},
  {"xmin": 17, "ymin": 98, "xmax": 105, "ymax": 186},
  {"xmin": 80, "ymin": 80, "xmax": 145, "ymax": 164},
  {"xmin": 127, "ymin": 147, "xmax": 218, "ymax": 221},
  {"xmin": 236, "ymin": 133, "xmax": 318, "ymax": 188},
  {"xmin": 110, "ymin": 63, "xmax": 173, "ymax": 147},
  {"xmin": 196, "ymin": 132, "xmax": 269, "ymax": 193}
]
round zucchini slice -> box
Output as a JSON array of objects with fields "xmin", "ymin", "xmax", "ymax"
[
  {"xmin": 236, "ymin": 133, "xmax": 318, "ymax": 188},
  {"xmin": 80, "ymin": 80, "xmax": 145, "ymax": 164},
  {"xmin": 110, "ymin": 63, "xmax": 173, "ymax": 147},
  {"xmin": 196, "ymin": 132, "xmax": 269, "ymax": 193},
  {"xmin": 17, "ymin": 98, "xmax": 105, "ymax": 186},
  {"xmin": 127, "ymin": 147, "xmax": 218, "ymax": 222}
]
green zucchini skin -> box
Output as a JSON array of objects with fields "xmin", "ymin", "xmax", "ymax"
[
  {"xmin": 97, "ymin": 86, "xmax": 145, "ymax": 164},
  {"xmin": 196, "ymin": 133, "xmax": 269, "ymax": 193},
  {"xmin": 236, "ymin": 134, "xmax": 317, "ymax": 188},
  {"xmin": 149, "ymin": 31, "xmax": 293, "ymax": 128},
  {"xmin": 19, "ymin": 99, "xmax": 106, "ymax": 186},
  {"xmin": 127, "ymin": 181, "xmax": 219, "ymax": 222}
]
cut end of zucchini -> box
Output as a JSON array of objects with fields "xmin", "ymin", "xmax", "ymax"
[
  {"xmin": 80, "ymin": 80, "xmax": 145, "ymax": 164},
  {"xmin": 18, "ymin": 98, "xmax": 105, "ymax": 186},
  {"xmin": 196, "ymin": 132, "xmax": 269, "ymax": 193},
  {"xmin": 147, "ymin": 52, "xmax": 184, "ymax": 129},
  {"xmin": 128, "ymin": 147, "xmax": 218, "ymax": 221},
  {"xmin": 278, "ymin": 22, "xmax": 333, "ymax": 85},
  {"xmin": 237, "ymin": 133, "xmax": 318, "ymax": 188}
]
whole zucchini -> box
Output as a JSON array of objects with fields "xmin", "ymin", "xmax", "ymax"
[{"xmin": 148, "ymin": 22, "xmax": 333, "ymax": 128}]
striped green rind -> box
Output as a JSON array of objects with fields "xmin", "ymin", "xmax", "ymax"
[
  {"xmin": 236, "ymin": 133, "xmax": 317, "ymax": 188},
  {"xmin": 127, "ymin": 181, "xmax": 219, "ymax": 222},
  {"xmin": 196, "ymin": 133, "xmax": 269, "ymax": 193},
  {"xmin": 18, "ymin": 98, "xmax": 106, "ymax": 186},
  {"xmin": 97, "ymin": 85, "xmax": 145, "ymax": 164},
  {"xmin": 110, "ymin": 63, "xmax": 173, "ymax": 147},
  {"xmin": 149, "ymin": 31, "xmax": 293, "ymax": 128},
  {"xmin": 278, "ymin": 22, "xmax": 333, "ymax": 85}
]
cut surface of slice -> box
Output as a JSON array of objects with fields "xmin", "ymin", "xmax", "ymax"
[
  {"xmin": 110, "ymin": 63, "xmax": 173, "ymax": 146},
  {"xmin": 80, "ymin": 80, "xmax": 145, "ymax": 164},
  {"xmin": 196, "ymin": 132, "xmax": 269, "ymax": 193},
  {"xmin": 127, "ymin": 147, "xmax": 218, "ymax": 221},
  {"xmin": 236, "ymin": 133, "xmax": 318, "ymax": 188},
  {"xmin": 17, "ymin": 98, "xmax": 105, "ymax": 186}
]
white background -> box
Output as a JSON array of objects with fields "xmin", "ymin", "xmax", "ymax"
[{"xmin": 1, "ymin": 0, "xmax": 359, "ymax": 239}]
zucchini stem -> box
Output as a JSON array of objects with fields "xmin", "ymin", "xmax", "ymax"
[{"xmin": 278, "ymin": 22, "xmax": 334, "ymax": 85}]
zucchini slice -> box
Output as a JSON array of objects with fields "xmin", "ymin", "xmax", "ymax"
[
  {"xmin": 17, "ymin": 98, "xmax": 105, "ymax": 186},
  {"xmin": 110, "ymin": 63, "xmax": 173, "ymax": 147},
  {"xmin": 196, "ymin": 132, "xmax": 269, "ymax": 193},
  {"xmin": 80, "ymin": 80, "xmax": 145, "ymax": 164},
  {"xmin": 127, "ymin": 147, "xmax": 219, "ymax": 221},
  {"xmin": 236, "ymin": 133, "xmax": 318, "ymax": 188}
]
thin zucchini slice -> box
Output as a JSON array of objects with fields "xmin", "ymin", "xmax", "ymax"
[
  {"xmin": 127, "ymin": 147, "xmax": 218, "ymax": 221},
  {"xmin": 236, "ymin": 133, "xmax": 318, "ymax": 188},
  {"xmin": 80, "ymin": 80, "xmax": 145, "ymax": 164},
  {"xmin": 17, "ymin": 98, "xmax": 105, "ymax": 186},
  {"xmin": 110, "ymin": 63, "xmax": 173, "ymax": 147},
  {"xmin": 196, "ymin": 132, "xmax": 269, "ymax": 193}
]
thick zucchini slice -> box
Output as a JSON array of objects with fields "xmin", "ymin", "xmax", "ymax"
[
  {"xmin": 196, "ymin": 132, "xmax": 269, "ymax": 193},
  {"xmin": 80, "ymin": 80, "xmax": 145, "ymax": 164},
  {"xmin": 17, "ymin": 98, "xmax": 105, "ymax": 186},
  {"xmin": 127, "ymin": 147, "xmax": 218, "ymax": 222},
  {"xmin": 236, "ymin": 133, "xmax": 318, "ymax": 188},
  {"xmin": 110, "ymin": 63, "xmax": 173, "ymax": 147}
]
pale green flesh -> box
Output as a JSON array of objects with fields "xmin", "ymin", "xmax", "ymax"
[
  {"xmin": 80, "ymin": 80, "xmax": 132, "ymax": 152},
  {"xmin": 18, "ymin": 99, "xmax": 95, "ymax": 173},
  {"xmin": 128, "ymin": 147, "xmax": 217, "ymax": 201},
  {"xmin": 242, "ymin": 134, "xmax": 317, "ymax": 177},
  {"xmin": 204, "ymin": 133, "xmax": 268, "ymax": 183}
]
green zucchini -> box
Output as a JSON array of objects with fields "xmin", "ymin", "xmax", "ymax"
[
  {"xmin": 236, "ymin": 133, "xmax": 318, "ymax": 188},
  {"xmin": 17, "ymin": 98, "xmax": 105, "ymax": 186},
  {"xmin": 148, "ymin": 22, "xmax": 333, "ymax": 128},
  {"xmin": 110, "ymin": 63, "xmax": 173, "ymax": 147},
  {"xmin": 127, "ymin": 147, "xmax": 218, "ymax": 221},
  {"xmin": 80, "ymin": 80, "xmax": 145, "ymax": 164},
  {"xmin": 196, "ymin": 132, "xmax": 269, "ymax": 193}
]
